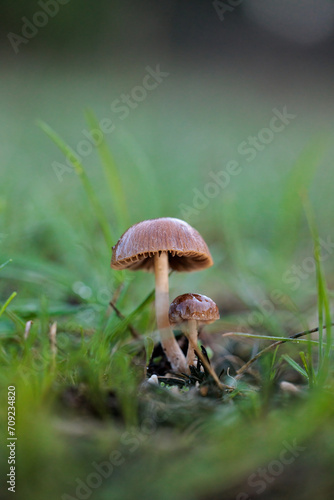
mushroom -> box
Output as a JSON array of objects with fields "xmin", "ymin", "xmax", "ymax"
[
  {"xmin": 111, "ymin": 218, "xmax": 213, "ymax": 372},
  {"xmin": 168, "ymin": 293, "xmax": 220, "ymax": 369}
]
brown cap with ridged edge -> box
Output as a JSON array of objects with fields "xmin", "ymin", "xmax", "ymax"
[
  {"xmin": 169, "ymin": 293, "xmax": 220, "ymax": 325},
  {"xmin": 111, "ymin": 217, "xmax": 213, "ymax": 272}
]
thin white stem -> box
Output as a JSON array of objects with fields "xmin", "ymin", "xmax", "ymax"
[
  {"xmin": 186, "ymin": 319, "xmax": 198, "ymax": 368},
  {"xmin": 154, "ymin": 252, "xmax": 186, "ymax": 372}
]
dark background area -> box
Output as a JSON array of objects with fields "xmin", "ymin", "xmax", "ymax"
[{"xmin": 2, "ymin": 1, "xmax": 334, "ymax": 69}]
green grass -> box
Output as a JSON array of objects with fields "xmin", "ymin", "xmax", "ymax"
[{"xmin": 1, "ymin": 68, "xmax": 334, "ymax": 500}]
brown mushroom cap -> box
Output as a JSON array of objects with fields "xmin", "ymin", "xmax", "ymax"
[
  {"xmin": 111, "ymin": 218, "xmax": 213, "ymax": 272},
  {"xmin": 169, "ymin": 293, "xmax": 220, "ymax": 325}
]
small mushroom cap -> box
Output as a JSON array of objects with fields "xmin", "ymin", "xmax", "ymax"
[
  {"xmin": 111, "ymin": 218, "xmax": 213, "ymax": 272},
  {"xmin": 169, "ymin": 293, "xmax": 220, "ymax": 325}
]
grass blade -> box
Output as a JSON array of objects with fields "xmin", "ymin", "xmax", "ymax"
[
  {"xmin": 281, "ymin": 354, "xmax": 309, "ymax": 380},
  {"xmin": 38, "ymin": 120, "xmax": 115, "ymax": 248},
  {"xmin": 5, "ymin": 309, "xmax": 26, "ymax": 329},
  {"xmin": 299, "ymin": 351, "xmax": 314, "ymax": 387},
  {"xmin": 304, "ymin": 196, "xmax": 332, "ymax": 383},
  {"xmin": 105, "ymin": 288, "xmax": 155, "ymax": 343},
  {"xmin": 0, "ymin": 259, "xmax": 12, "ymax": 272},
  {"xmin": 144, "ymin": 336, "xmax": 155, "ymax": 366},
  {"xmin": 0, "ymin": 292, "xmax": 17, "ymax": 318},
  {"xmin": 85, "ymin": 109, "xmax": 130, "ymax": 228},
  {"xmin": 117, "ymin": 127, "xmax": 160, "ymax": 214},
  {"xmin": 224, "ymin": 331, "xmax": 321, "ymax": 346},
  {"xmin": 234, "ymin": 324, "xmax": 333, "ymax": 378},
  {"xmin": 274, "ymin": 134, "xmax": 329, "ymax": 259}
]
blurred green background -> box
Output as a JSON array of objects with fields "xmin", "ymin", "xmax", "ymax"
[
  {"xmin": 1, "ymin": 1, "xmax": 334, "ymax": 499},
  {"xmin": 1, "ymin": 0, "xmax": 334, "ymax": 319}
]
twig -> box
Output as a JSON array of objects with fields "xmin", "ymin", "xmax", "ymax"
[
  {"xmin": 111, "ymin": 282, "xmax": 124, "ymax": 306},
  {"xmin": 235, "ymin": 323, "xmax": 334, "ymax": 379},
  {"xmin": 109, "ymin": 301, "xmax": 140, "ymax": 339}
]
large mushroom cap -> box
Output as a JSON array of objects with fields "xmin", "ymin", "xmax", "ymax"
[
  {"xmin": 169, "ymin": 293, "xmax": 220, "ymax": 325},
  {"xmin": 111, "ymin": 217, "xmax": 213, "ymax": 272}
]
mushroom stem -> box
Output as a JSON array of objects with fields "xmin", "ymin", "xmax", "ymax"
[
  {"xmin": 186, "ymin": 319, "xmax": 198, "ymax": 367},
  {"xmin": 154, "ymin": 252, "xmax": 186, "ymax": 372}
]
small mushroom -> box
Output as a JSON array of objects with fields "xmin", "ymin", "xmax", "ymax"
[
  {"xmin": 111, "ymin": 218, "xmax": 213, "ymax": 372},
  {"xmin": 169, "ymin": 293, "xmax": 220, "ymax": 369}
]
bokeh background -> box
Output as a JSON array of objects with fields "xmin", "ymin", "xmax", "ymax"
[
  {"xmin": 1, "ymin": 0, "xmax": 334, "ymax": 318},
  {"xmin": 1, "ymin": 1, "xmax": 334, "ymax": 499}
]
